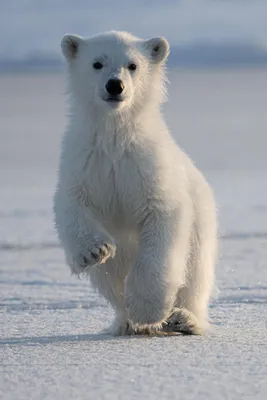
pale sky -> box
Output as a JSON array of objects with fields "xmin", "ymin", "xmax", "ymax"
[{"xmin": 1, "ymin": 1, "xmax": 267, "ymax": 60}]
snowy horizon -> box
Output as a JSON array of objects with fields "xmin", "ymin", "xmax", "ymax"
[{"xmin": 1, "ymin": 1, "xmax": 267, "ymax": 68}]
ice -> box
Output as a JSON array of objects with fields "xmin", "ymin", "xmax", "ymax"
[{"xmin": 1, "ymin": 69, "xmax": 267, "ymax": 399}]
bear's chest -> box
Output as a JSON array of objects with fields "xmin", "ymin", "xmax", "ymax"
[{"xmin": 81, "ymin": 145, "xmax": 144, "ymax": 226}]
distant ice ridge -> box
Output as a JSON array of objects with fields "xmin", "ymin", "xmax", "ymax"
[
  {"xmin": 1, "ymin": 42, "xmax": 267, "ymax": 71},
  {"xmin": 1, "ymin": 0, "xmax": 267, "ymax": 69}
]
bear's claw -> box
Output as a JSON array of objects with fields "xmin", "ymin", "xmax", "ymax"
[
  {"xmin": 163, "ymin": 308, "xmax": 203, "ymax": 335},
  {"xmin": 80, "ymin": 241, "xmax": 116, "ymax": 268}
]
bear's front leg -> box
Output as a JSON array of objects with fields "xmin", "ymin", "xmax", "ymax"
[
  {"xmin": 125, "ymin": 207, "xmax": 192, "ymax": 326},
  {"xmin": 54, "ymin": 193, "xmax": 116, "ymax": 275}
]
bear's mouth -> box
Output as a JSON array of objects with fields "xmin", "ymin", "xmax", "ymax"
[{"xmin": 105, "ymin": 96, "xmax": 123, "ymax": 103}]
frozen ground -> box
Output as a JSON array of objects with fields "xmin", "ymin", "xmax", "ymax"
[{"xmin": 0, "ymin": 69, "xmax": 267, "ymax": 399}]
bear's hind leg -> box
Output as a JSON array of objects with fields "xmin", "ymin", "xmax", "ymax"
[{"xmin": 172, "ymin": 213, "xmax": 217, "ymax": 334}]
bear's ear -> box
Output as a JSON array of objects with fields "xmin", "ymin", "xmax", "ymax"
[
  {"xmin": 144, "ymin": 37, "xmax": 170, "ymax": 64},
  {"xmin": 61, "ymin": 34, "xmax": 84, "ymax": 61}
]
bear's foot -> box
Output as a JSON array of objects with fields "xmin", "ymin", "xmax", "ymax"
[
  {"xmin": 163, "ymin": 307, "xmax": 204, "ymax": 335},
  {"xmin": 110, "ymin": 319, "xmax": 178, "ymax": 337},
  {"xmin": 108, "ymin": 308, "xmax": 204, "ymax": 336}
]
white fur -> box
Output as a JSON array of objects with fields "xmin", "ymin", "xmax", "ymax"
[{"xmin": 53, "ymin": 31, "xmax": 217, "ymax": 335}]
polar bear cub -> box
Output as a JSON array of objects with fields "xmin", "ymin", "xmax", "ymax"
[{"xmin": 54, "ymin": 30, "xmax": 217, "ymax": 336}]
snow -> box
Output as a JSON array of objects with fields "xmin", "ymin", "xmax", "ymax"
[{"xmin": 1, "ymin": 69, "xmax": 267, "ymax": 399}]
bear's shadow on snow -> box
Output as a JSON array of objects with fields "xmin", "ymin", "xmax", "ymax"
[{"xmin": 0, "ymin": 332, "xmax": 153, "ymax": 347}]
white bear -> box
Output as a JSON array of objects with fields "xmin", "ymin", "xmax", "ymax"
[{"xmin": 53, "ymin": 30, "xmax": 217, "ymax": 336}]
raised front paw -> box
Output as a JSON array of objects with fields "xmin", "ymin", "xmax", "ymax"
[
  {"xmin": 82, "ymin": 241, "xmax": 116, "ymax": 267},
  {"xmin": 68, "ymin": 239, "xmax": 116, "ymax": 274}
]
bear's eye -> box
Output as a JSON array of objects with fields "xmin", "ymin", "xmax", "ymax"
[
  {"xmin": 93, "ymin": 61, "xmax": 103, "ymax": 70},
  {"xmin": 128, "ymin": 63, "xmax": 137, "ymax": 71}
]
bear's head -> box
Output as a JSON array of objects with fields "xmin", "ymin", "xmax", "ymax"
[{"xmin": 61, "ymin": 31, "xmax": 169, "ymax": 116}]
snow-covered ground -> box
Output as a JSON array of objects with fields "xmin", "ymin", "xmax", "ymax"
[{"xmin": 1, "ymin": 69, "xmax": 267, "ymax": 399}]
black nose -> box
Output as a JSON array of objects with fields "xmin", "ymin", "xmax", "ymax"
[{"xmin": 105, "ymin": 79, "xmax": 124, "ymax": 96}]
